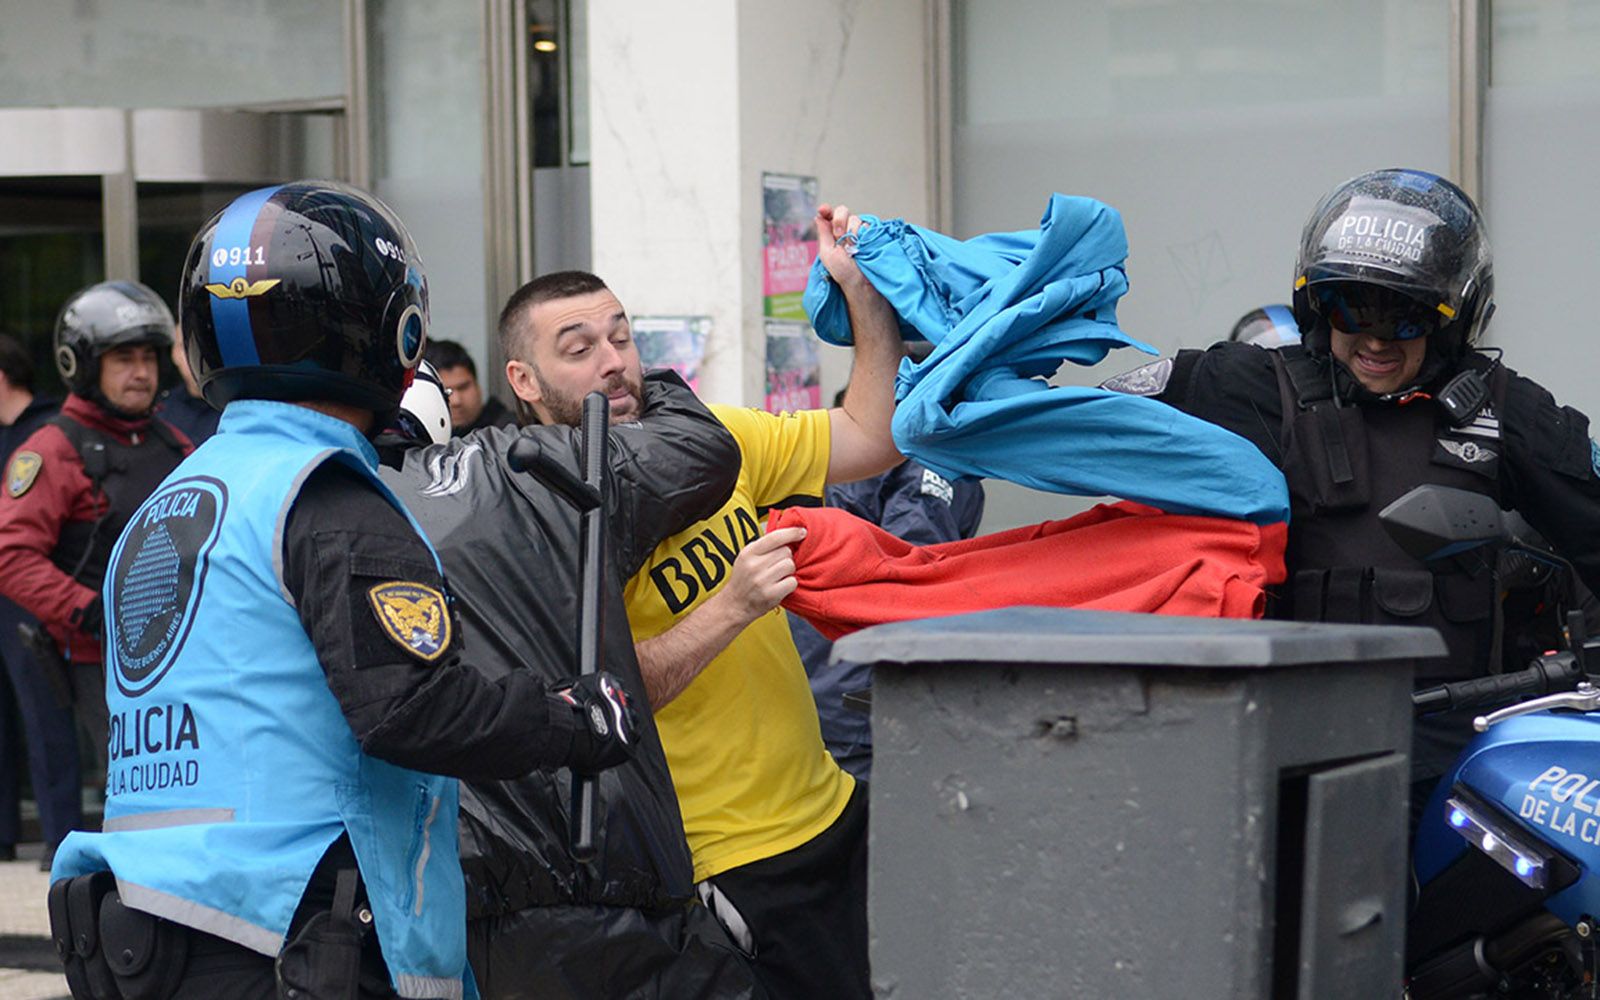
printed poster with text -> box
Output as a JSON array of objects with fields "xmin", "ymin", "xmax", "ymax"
[
  {"xmin": 633, "ymin": 315, "xmax": 711, "ymax": 392},
  {"xmin": 762, "ymin": 172, "xmax": 820, "ymax": 320},
  {"xmin": 764, "ymin": 320, "xmax": 821, "ymax": 413}
]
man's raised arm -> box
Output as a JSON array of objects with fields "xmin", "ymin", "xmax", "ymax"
[{"xmin": 817, "ymin": 203, "xmax": 904, "ymax": 485}]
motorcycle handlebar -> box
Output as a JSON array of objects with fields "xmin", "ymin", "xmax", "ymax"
[{"xmin": 1412, "ymin": 652, "xmax": 1585, "ymax": 715}]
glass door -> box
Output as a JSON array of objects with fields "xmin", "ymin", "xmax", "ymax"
[
  {"xmin": 0, "ymin": 107, "xmax": 341, "ymax": 394},
  {"xmin": 0, "ymin": 176, "xmax": 106, "ymax": 398}
]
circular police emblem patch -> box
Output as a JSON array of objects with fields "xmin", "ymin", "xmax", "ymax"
[{"xmin": 108, "ymin": 477, "xmax": 227, "ymax": 697}]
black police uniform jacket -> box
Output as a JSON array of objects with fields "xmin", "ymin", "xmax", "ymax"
[
  {"xmin": 380, "ymin": 371, "xmax": 738, "ymax": 918},
  {"xmin": 1115, "ymin": 342, "xmax": 1600, "ymax": 775}
]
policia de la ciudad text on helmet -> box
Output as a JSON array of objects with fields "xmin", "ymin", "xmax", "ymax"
[
  {"xmin": 1105, "ymin": 168, "xmax": 1600, "ymax": 804},
  {"xmin": 44, "ymin": 181, "xmax": 642, "ymax": 1000}
]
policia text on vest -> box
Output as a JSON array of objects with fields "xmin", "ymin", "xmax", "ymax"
[{"xmin": 105, "ymin": 702, "xmax": 200, "ymax": 795}]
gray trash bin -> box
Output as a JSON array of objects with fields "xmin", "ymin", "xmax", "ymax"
[{"xmin": 833, "ymin": 607, "xmax": 1444, "ymax": 999}]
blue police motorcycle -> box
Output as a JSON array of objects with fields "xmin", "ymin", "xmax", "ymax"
[{"xmin": 1384, "ymin": 486, "xmax": 1600, "ymax": 999}]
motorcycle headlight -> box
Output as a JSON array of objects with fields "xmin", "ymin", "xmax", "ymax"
[{"xmin": 1446, "ymin": 795, "xmax": 1554, "ymax": 890}]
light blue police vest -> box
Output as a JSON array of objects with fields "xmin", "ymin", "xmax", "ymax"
[{"xmin": 53, "ymin": 400, "xmax": 473, "ymax": 1000}]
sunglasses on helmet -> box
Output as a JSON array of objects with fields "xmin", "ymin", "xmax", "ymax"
[{"xmin": 1310, "ymin": 283, "xmax": 1443, "ymax": 342}]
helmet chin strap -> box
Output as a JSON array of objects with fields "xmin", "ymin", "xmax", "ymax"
[
  {"xmin": 1324, "ymin": 334, "xmax": 1457, "ymax": 407},
  {"xmin": 78, "ymin": 379, "xmax": 115, "ymax": 414},
  {"xmin": 91, "ymin": 394, "xmax": 155, "ymax": 421},
  {"xmin": 1301, "ymin": 316, "xmax": 1332, "ymax": 359}
]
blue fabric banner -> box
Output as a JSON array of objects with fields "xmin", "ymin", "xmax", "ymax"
[{"xmin": 804, "ymin": 194, "xmax": 1289, "ymax": 524}]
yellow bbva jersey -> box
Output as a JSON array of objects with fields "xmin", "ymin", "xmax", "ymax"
[{"xmin": 624, "ymin": 404, "xmax": 855, "ymax": 881}]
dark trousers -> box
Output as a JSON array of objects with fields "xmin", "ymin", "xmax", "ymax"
[
  {"xmin": 704, "ymin": 782, "xmax": 870, "ymax": 1000},
  {"xmin": 142, "ymin": 931, "xmax": 279, "ymax": 1000},
  {"xmin": 0, "ymin": 601, "xmax": 83, "ymax": 847},
  {"xmin": 154, "ymin": 929, "xmax": 398, "ymax": 1000},
  {"xmin": 72, "ymin": 661, "xmax": 109, "ymax": 780}
]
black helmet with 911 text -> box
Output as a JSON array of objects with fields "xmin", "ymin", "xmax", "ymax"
[{"xmin": 180, "ymin": 180, "xmax": 428, "ymax": 414}]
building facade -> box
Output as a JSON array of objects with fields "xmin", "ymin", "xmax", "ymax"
[{"xmin": 3, "ymin": 1, "xmax": 1596, "ymax": 525}]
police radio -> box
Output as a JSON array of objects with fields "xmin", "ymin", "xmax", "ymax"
[{"xmin": 1438, "ymin": 368, "xmax": 1493, "ymax": 429}]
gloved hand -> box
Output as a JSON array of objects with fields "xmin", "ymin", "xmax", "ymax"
[
  {"xmin": 71, "ymin": 595, "xmax": 104, "ymax": 641},
  {"xmin": 552, "ymin": 671, "xmax": 639, "ymax": 774}
]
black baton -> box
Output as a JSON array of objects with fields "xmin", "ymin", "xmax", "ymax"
[
  {"xmin": 570, "ymin": 392, "xmax": 608, "ymax": 861},
  {"xmin": 507, "ymin": 391, "xmax": 608, "ymax": 861}
]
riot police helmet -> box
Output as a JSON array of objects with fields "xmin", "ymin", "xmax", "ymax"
[
  {"xmin": 1228, "ymin": 304, "xmax": 1301, "ymax": 349},
  {"xmin": 1291, "ymin": 169, "xmax": 1494, "ymax": 363},
  {"xmin": 180, "ymin": 181, "xmax": 428, "ymax": 413},
  {"xmin": 53, "ymin": 281, "xmax": 175, "ymax": 397}
]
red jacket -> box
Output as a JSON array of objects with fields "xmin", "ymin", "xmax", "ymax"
[
  {"xmin": 0, "ymin": 394, "xmax": 192, "ymax": 663},
  {"xmin": 773, "ymin": 500, "xmax": 1288, "ymax": 640}
]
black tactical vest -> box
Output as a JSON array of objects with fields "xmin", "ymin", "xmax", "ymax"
[
  {"xmin": 1271, "ymin": 347, "xmax": 1506, "ymax": 680},
  {"xmin": 50, "ymin": 413, "xmax": 187, "ymax": 591}
]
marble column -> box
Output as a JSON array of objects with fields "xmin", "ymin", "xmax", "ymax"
[{"xmin": 588, "ymin": 0, "xmax": 934, "ymax": 406}]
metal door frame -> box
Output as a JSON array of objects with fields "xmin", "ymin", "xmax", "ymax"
[{"xmin": 0, "ymin": 104, "xmax": 351, "ymax": 282}]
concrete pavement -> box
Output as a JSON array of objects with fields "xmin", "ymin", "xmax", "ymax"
[{"xmin": 0, "ymin": 843, "xmax": 68, "ymax": 1000}]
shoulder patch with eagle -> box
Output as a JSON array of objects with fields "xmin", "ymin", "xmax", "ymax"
[{"xmin": 367, "ymin": 581, "xmax": 451, "ymax": 662}]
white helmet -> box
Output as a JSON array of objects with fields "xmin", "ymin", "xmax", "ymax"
[{"xmin": 398, "ymin": 360, "xmax": 452, "ymax": 445}]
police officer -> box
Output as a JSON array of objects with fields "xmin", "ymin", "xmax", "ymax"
[
  {"xmin": 1104, "ymin": 168, "xmax": 1600, "ymax": 796},
  {"xmin": 0, "ymin": 334, "xmax": 82, "ymax": 867},
  {"xmin": 47, "ymin": 181, "xmax": 639, "ymax": 1000},
  {"xmin": 0, "ymin": 283, "xmax": 192, "ymax": 785}
]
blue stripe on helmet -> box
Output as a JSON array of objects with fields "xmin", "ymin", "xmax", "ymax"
[{"xmin": 207, "ymin": 185, "xmax": 284, "ymax": 367}]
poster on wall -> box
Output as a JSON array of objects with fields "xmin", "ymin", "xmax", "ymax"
[
  {"xmin": 633, "ymin": 315, "xmax": 711, "ymax": 392},
  {"xmin": 764, "ymin": 320, "xmax": 821, "ymax": 412},
  {"xmin": 762, "ymin": 172, "xmax": 820, "ymax": 321}
]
